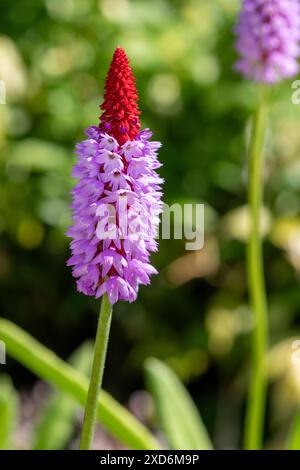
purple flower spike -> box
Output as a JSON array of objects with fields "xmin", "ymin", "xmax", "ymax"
[
  {"xmin": 235, "ymin": 0, "xmax": 300, "ymax": 83},
  {"xmin": 67, "ymin": 48, "xmax": 163, "ymax": 304}
]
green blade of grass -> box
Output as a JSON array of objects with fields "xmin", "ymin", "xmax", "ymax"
[
  {"xmin": 287, "ymin": 409, "xmax": 300, "ymax": 450},
  {"xmin": 0, "ymin": 375, "xmax": 19, "ymax": 450},
  {"xmin": 145, "ymin": 357, "xmax": 213, "ymax": 450},
  {"xmin": 32, "ymin": 341, "xmax": 94, "ymax": 450},
  {"xmin": 0, "ymin": 318, "xmax": 159, "ymax": 450}
]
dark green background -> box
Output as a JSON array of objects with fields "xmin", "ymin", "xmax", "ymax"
[{"xmin": 1, "ymin": 0, "xmax": 300, "ymax": 449}]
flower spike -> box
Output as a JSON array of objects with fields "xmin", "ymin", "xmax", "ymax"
[
  {"xmin": 67, "ymin": 48, "xmax": 163, "ymax": 305},
  {"xmin": 235, "ymin": 0, "xmax": 300, "ymax": 83}
]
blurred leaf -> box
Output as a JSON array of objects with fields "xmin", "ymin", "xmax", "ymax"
[
  {"xmin": 270, "ymin": 217, "xmax": 300, "ymax": 249},
  {"xmin": 287, "ymin": 410, "xmax": 300, "ymax": 450},
  {"xmin": 0, "ymin": 375, "xmax": 19, "ymax": 450},
  {"xmin": 0, "ymin": 36, "xmax": 27, "ymax": 98},
  {"xmin": 145, "ymin": 357, "xmax": 213, "ymax": 450},
  {"xmin": 32, "ymin": 341, "xmax": 93, "ymax": 450},
  {"xmin": 222, "ymin": 205, "xmax": 271, "ymax": 242},
  {"xmin": 0, "ymin": 318, "xmax": 160, "ymax": 450},
  {"xmin": 8, "ymin": 138, "xmax": 70, "ymax": 173}
]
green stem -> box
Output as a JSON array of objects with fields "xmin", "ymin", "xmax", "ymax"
[
  {"xmin": 80, "ymin": 293, "xmax": 112, "ymax": 450},
  {"xmin": 244, "ymin": 86, "xmax": 269, "ymax": 450}
]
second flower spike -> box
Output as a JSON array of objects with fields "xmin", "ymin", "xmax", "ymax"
[{"xmin": 235, "ymin": 0, "xmax": 300, "ymax": 83}]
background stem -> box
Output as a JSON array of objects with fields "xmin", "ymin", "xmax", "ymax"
[
  {"xmin": 244, "ymin": 86, "xmax": 269, "ymax": 450},
  {"xmin": 80, "ymin": 293, "xmax": 113, "ymax": 450}
]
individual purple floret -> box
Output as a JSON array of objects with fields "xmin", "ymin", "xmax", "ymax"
[{"xmin": 235, "ymin": 0, "xmax": 300, "ymax": 83}]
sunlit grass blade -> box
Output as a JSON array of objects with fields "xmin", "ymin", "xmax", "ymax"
[
  {"xmin": 32, "ymin": 341, "xmax": 93, "ymax": 450},
  {"xmin": 145, "ymin": 357, "xmax": 213, "ymax": 450},
  {"xmin": 0, "ymin": 318, "xmax": 160, "ymax": 450},
  {"xmin": 0, "ymin": 375, "xmax": 19, "ymax": 450},
  {"xmin": 287, "ymin": 409, "xmax": 300, "ymax": 450}
]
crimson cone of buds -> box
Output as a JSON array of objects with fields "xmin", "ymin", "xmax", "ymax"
[{"xmin": 100, "ymin": 48, "xmax": 141, "ymax": 144}]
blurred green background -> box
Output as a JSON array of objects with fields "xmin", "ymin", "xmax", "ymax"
[{"xmin": 1, "ymin": 0, "xmax": 300, "ymax": 449}]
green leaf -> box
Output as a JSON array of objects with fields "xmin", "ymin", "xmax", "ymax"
[
  {"xmin": 32, "ymin": 341, "xmax": 93, "ymax": 450},
  {"xmin": 0, "ymin": 375, "xmax": 19, "ymax": 450},
  {"xmin": 0, "ymin": 318, "xmax": 160, "ymax": 450},
  {"xmin": 287, "ymin": 409, "xmax": 300, "ymax": 450},
  {"xmin": 8, "ymin": 138, "xmax": 70, "ymax": 173},
  {"xmin": 145, "ymin": 357, "xmax": 213, "ymax": 450}
]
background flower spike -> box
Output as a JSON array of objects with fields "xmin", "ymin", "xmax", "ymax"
[{"xmin": 235, "ymin": 0, "xmax": 300, "ymax": 83}]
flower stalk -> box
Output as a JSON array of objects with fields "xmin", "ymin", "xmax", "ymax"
[
  {"xmin": 244, "ymin": 86, "xmax": 269, "ymax": 450},
  {"xmin": 80, "ymin": 294, "xmax": 112, "ymax": 449},
  {"xmin": 67, "ymin": 47, "xmax": 163, "ymax": 450},
  {"xmin": 235, "ymin": 0, "xmax": 300, "ymax": 452}
]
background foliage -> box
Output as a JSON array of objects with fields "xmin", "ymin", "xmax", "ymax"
[{"xmin": 1, "ymin": 0, "xmax": 300, "ymax": 449}]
